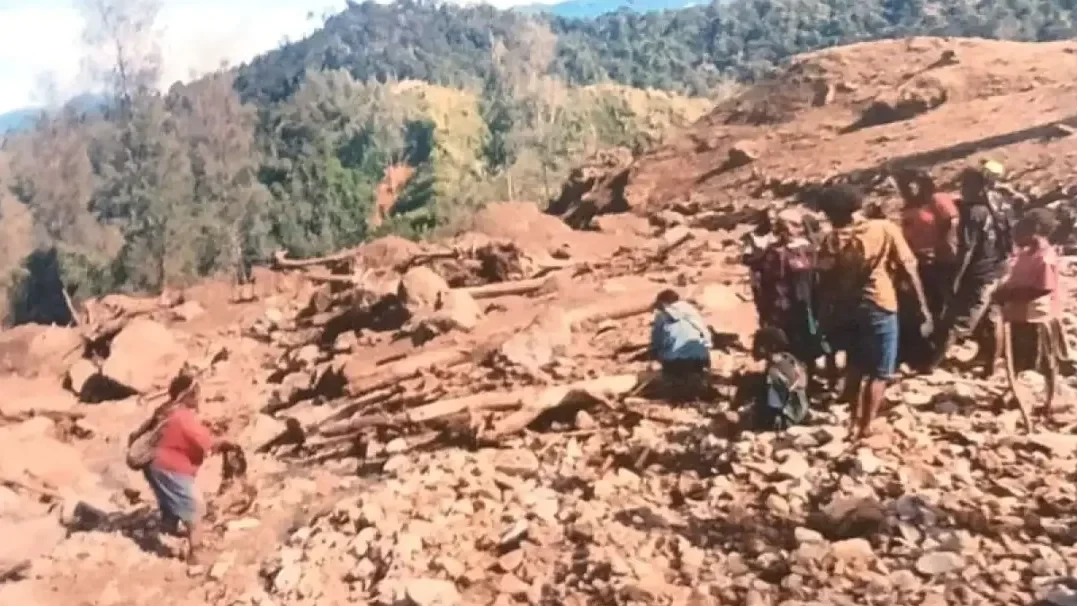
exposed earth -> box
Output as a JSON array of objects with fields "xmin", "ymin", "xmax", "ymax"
[{"xmin": 2, "ymin": 37, "xmax": 1077, "ymax": 606}]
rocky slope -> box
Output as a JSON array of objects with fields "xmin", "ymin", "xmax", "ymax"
[{"xmin": 2, "ymin": 36, "xmax": 1077, "ymax": 606}]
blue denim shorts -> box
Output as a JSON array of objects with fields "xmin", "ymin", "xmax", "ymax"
[
  {"xmin": 853, "ymin": 301, "xmax": 899, "ymax": 380},
  {"xmin": 144, "ymin": 465, "xmax": 197, "ymax": 525}
]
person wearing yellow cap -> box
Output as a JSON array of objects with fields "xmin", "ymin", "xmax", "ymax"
[
  {"xmin": 982, "ymin": 159, "xmax": 1006, "ymax": 179},
  {"xmin": 934, "ymin": 166, "xmax": 1017, "ymax": 375}
]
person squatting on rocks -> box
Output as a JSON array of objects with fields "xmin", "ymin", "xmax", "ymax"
[
  {"xmin": 128, "ymin": 374, "xmax": 237, "ymax": 564},
  {"xmin": 815, "ymin": 185, "xmax": 933, "ymax": 439},
  {"xmin": 743, "ymin": 208, "xmax": 832, "ymax": 394},
  {"xmin": 935, "ymin": 164, "xmax": 1017, "ymax": 375},
  {"xmin": 994, "ymin": 208, "xmax": 1068, "ymax": 423},
  {"xmin": 649, "ymin": 289, "xmax": 712, "ymax": 401}
]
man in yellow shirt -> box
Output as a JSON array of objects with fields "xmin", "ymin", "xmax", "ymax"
[{"xmin": 816, "ymin": 186, "xmax": 933, "ymax": 439}]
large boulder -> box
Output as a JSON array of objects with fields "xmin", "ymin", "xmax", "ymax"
[
  {"xmin": 0, "ymin": 324, "xmax": 84, "ymax": 380},
  {"xmin": 101, "ymin": 318, "xmax": 187, "ymax": 393},
  {"xmin": 399, "ymin": 266, "xmax": 450, "ymax": 310},
  {"xmin": 434, "ymin": 290, "xmax": 482, "ymax": 332}
]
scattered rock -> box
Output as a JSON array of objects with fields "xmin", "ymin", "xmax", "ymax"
[
  {"xmin": 101, "ymin": 318, "xmax": 187, "ymax": 393},
  {"xmin": 404, "ymin": 578, "xmax": 461, "ymax": 606},
  {"xmin": 492, "ymin": 449, "xmax": 541, "ymax": 478},
  {"xmin": 434, "ymin": 290, "xmax": 483, "ymax": 332},
  {"xmin": 915, "ymin": 552, "xmax": 965, "ymax": 576},
  {"xmin": 171, "ymin": 300, "xmax": 206, "ymax": 322},
  {"xmin": 400, "ymin": 266, "xmax": 450, "ymax": 309}
]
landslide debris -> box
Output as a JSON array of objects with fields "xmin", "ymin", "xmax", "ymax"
[{"xmin": 4, "ymin": 36, "xmax": 1077, "ymax": 606}]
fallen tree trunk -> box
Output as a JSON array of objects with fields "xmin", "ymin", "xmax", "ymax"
[
  {"xmin": 273, "ymin": 248, "xmax": 359, "ymax": 269},
  {"xmin": 653, "ymin": 228, "xmax": 694, "ymax": 262},
  {"xmin": 459, "ymin": 276, "xmax": 554, "ymax": 300},
  {"xmin": 567, "ymin": 292, "xmax": 660, "ymax": 327},
  {"xmin": 306, "ymin": 386, "xmax": 404, "ymax": 432},
  {"xmin": 0, "ymin": 559, "xmax": 31, "ymax": 584},
  {"xmin": 318, "ymin": 390, "xmax": 521, "ymax": 437},
  {"xmin": 343, "ymin": 344, "xmax": 490, "ymax": 397},
  {"xmin": 485, "ymin": 374, "xmax": 640, "ymax": 438}
]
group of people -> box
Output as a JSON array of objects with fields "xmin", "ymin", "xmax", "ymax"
[{"xmin": 649, "ymin": 159, "xmax": 1067, "ymax": 438}]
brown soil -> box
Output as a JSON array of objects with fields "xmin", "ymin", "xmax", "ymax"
[{"xmin": 5, "ymin": 35, "xmax": 1077, "ymax": 606}]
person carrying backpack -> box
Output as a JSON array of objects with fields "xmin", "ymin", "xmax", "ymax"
[
  {"xmin": 935, "ymin": 164, "xmax": 1016, "ymax": 376},
  {"xmin": 815, "ymin": 185, "xmax": 933, "ymax": 440},
  {"xmin": 650, "ymin": 289, "xmax": 712, "ymax": 401}
]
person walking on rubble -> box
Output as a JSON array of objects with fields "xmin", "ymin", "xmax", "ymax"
[
  {"xmin": 128, "ymin": 374, "xmax": 237, "ymax": 564},
  {"xmin": 749, "ymin": 208, "xmax": 831, "ymax": 394},
  {"xmin": 896, "ymin": 168, "xmax": 959, "ymax": 320},
  {"xmin": 815, "ymin": 185, "xmax": 933, "ymax": 439},
  {"xmin": 650, "ymin": 289, "xmax": 712, "ymax": 401},
  {"xmin": 934, "ymin": 163, "xmax": 1017, "ymax": 375},
  {"xmin": 994, "ymin": 209, "xmax": 1068, "ymax": 426},
  {"xmin": 896, "ymin": 168, "xmax": 959, "ymax": 369}
]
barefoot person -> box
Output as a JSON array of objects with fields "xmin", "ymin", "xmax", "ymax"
[
  {"xmin": 128, "ymin": 374, "xmax": 235, "ymax": 563},
  {"xmin": 751, "ymin": 209, "xmax": 830, "ymax": 395},
  {"xmin": 896, "ymin": 168, "xmax": 959, "ymax": 370},
  {"xmin": 994, "ymin": 209, "xmax": 1066, "ymax": 424},
  {"xmin": 936, "ymin": 165, "xmax": 1016, "ymax": 375},
  {"xmin": 816, "ymin": 185, "xmax": 933, "ymax": 439},
  {"xmin": 650, "ymin": 289, "xmax": 712, "ymax": 401}
]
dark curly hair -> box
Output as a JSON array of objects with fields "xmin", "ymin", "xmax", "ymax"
[
  {"xmin": 1016, "ymin": 208, "xmax": 1058, "ymax": 238},
  {"xmin": 817, "ymin": 185, "xmax": 864, "ymax": 225}
]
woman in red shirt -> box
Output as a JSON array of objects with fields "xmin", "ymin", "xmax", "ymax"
[{"xmin": 130, "ymin": 375, "xmax": 234, "ymax": 563}]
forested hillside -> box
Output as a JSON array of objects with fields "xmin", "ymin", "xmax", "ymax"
[
  {"xmin": 2, "ymin": 0, "xmax": 1077, "ymax": 325},
  {"xmin": 238, "ymin": 0, "xmax": 1077, "ymax": 100}
]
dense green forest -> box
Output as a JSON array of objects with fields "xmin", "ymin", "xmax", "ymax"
[
  {"xmin": 238, "ymin": 0, "xmax": 1077, "ymax": 101},
  {"xmin": 2, "ymin": 0, "xmax": 1077, "ymax": 324}
]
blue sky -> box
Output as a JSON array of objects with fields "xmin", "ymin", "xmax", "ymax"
[{"xmin": 0, "ymin": 0, "xmax": 537, "ymax": 113}]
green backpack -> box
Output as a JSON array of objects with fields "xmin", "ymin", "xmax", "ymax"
[{"xmin": 755, "ymin": 353, "xmax": 809, "ymax": 431}]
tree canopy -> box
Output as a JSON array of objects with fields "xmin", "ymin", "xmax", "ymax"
[{"xmin": 3, "ymin": 0, "xmax": 1076, "ymax": 323}]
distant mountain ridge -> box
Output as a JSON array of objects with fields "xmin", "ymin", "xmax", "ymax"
[
  {"xmin": 0, "ymin": 94, "xmax": 107, "ymax": 136},
  {"xmin": 517, "ymin": 0, "xmax": 701, "ymax": 18},
  {"xmin": 0, "ymin": 108, "xmax": 39, "ymax": 135}
]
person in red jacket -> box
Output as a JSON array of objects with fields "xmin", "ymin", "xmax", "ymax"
[{"xmin": 131, "ymin": 374, "xmax": 234, "ymax": 564}]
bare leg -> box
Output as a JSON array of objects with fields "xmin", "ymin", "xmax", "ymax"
[
  {"xmin": 826, "ymin": 353, "xmax": 839, "ymax": 394},
  {"xmin": 845, "ymin": 368, "xmax": 863, "ymax": 436},
  {"xmin": 1043, "ymin": 325, "xmax": 1059, "ymax": 423},
  {"xmin": 186, "ymin": 519, "xmax": 203, "ymax": 564},
  {"xmin": 858, "ymin": 378, "xmax": 887, "ymax": 438}
]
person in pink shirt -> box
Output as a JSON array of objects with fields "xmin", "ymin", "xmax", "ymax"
[
  {"xmin": 128, "ymin": 374, "xmax": 235, "ymax": 563},
  {"xmin": 993, "ymin": 208, "xmax": 1066, "ymax": 423}
]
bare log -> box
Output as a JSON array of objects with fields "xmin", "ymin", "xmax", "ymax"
[
  {"xmin": 318, "ymin": 390, "xmax": 515, "ymax": 437},
  {"xmin": 343, "ymin": 346, "xmax": 478, "ymax": 397},
  {"xmin": 273, "ymin": 248, "xmax": 360, "ymax": 269},
  {"xmin": 0, "ymin": 559, "xmax": 31, "ymax": 583},
  {"xmin": 0, "ymin": 475, "xmax": 63, "ymax": 501},
  {"xmin": 567, "ymin": 291, "xmax": 660, "ymax": 327},
  {"xmin": 307, "ymin": 386, "xmax": 404, "ymax": 432},
  {"xmin": 485, "ymin": 374, "xmax": 640, "ymax": 438},
  {"xmin": 653, "ymin": 228, "xmax": 694, "ymax": 262},
  {"xmin": 394, "ymin": 249, "xmax": 460, "ymax": 273},
  {"xmin": 301, "ymin": 269, "xmax": 370, "ymax": 286},
  {"xmin": 458, "ymin": 276, "xmax": 555, "ymax": 300}
]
